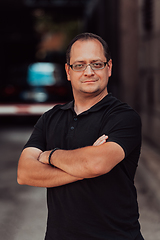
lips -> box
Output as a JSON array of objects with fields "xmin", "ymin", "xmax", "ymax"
[{"xmin": 82, "ymin": 79, "xmax": 98, "ymax": 83}]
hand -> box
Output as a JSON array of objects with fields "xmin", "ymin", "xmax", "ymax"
[
  {"xmin": 38, "ymin": 150, "xmax": 50, "ymax": 165},
  {"xmin": 38, "ymin": 135, "xmax": 108, "ymax": 164},
  {"xmin": 93, "ymin": 135, "xmax": 108, "ymax": 146}
]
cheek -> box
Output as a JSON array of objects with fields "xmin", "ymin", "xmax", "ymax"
[
  {"xmin": 101, "ymin": 70, "xmax": 110, "ymax": 81},
  {"xmin": 98, "ymin": 73, "xmax": 109, "ymax": 86},
  {"xmin": 97, "ymin": 72, "xmax": 106, "ymax": 81},
  {"xmin": 70, "ymin": 72, "xmax": 83, "ymax": 81}
]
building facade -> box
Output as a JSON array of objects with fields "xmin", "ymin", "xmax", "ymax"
[{"xmin": 138, "ymin": 0, "xmax": 160, "ymax": 148}]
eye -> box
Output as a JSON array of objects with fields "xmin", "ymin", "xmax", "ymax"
[
  {"xmin": 92, "ymin": 62, "xmax": 104, "ymax": 68},
  {"xmin": 73, "ymin": 63, "xmax": 85, "ymax": 70}
]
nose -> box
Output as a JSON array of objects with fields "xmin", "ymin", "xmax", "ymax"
[{"xmin": 84, "ymin": 64, "xmax": 95, "ymax": 75}]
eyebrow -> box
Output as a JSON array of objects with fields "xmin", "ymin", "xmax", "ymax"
[{"xmin": 72, "ymin": 59, "xmax": 105, "ymax": 64}]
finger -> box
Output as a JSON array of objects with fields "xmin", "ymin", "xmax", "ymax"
[
  {"xmin": 93, "ymin": 135, "xmax": 107, "ymax": 145},
  {"xmin": 97, "ymin": 139, "xmax": 106, "ymax": 146},
  {"xmin": 93, "ymin": 135, "xmax": 108, "ymax": 146},
  {"xmin": 96, "ymin": 138, "xmax": 108, "ymax": 146}
]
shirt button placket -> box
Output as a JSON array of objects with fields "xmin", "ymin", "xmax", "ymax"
[{"xmin": 70, "ymin": 116, "xmax": 77, "ymax": 131}]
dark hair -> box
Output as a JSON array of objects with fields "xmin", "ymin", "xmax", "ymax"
[{"xmin": 66, "ymin": 32, "xmax": 111, "ymax": 64}]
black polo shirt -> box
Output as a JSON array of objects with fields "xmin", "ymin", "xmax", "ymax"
[{"xmin": 24, "ymin": 93, "xmax": 144, "ymax": 240}]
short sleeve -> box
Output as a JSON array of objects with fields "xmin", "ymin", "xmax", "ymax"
[
  {"xmin": 101, "ymin": 110, "xmax": 142, "ymax": 157},
  {"xmin": 23, "ymin": 114, "xmax": 46, "ymax": 151}
]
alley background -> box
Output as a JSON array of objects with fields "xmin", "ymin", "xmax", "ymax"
[{"xmin": 0, "ymin": 0, "xmax": 160, "ymax": 239}]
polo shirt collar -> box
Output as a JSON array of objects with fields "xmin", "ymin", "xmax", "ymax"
[
  {"xmin": 60, "ymin": 93, "xmax": 113, "ymax": 113},
  {"xmin": 60, "ymin": 100, "xmax": 74, "ymax": 110}
]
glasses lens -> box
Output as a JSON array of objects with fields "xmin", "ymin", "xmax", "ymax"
[
  {"xmin": 72, "ymin": 64, "xmax": 85, "ymax": 71},
  {"xmin": 91, "ymin": 62, "xmax": 105, "ymax": 70},
  {"xmin": 71, "ymin": 62, "xmax": 106, "ymax": 71}
]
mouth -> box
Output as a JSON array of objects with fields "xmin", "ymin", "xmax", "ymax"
[{"xmin": 82, "ymin": 79, "xmax": 98, "ymax": 83}]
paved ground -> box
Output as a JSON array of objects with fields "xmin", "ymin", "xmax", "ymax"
[
  {"xmin": 135, "ymin": 142, "xmax": 160, "ymax": 240},
  {"xmin": 0, "ymin": 123, "xmax": 160, "ymax": 240}
]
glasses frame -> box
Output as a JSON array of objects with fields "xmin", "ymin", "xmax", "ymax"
[{"xmin": 68, "ymin": 61, "xmax": 108, "ymax": 72}]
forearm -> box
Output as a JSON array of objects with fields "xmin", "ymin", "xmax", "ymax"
[
  {"xmin": 38, "ymin": 135, "xmax": 124, "ymax": 179},
  {"xmin": 49, "ymin": 146, "xmax": 102, "ymax": 178},
  {"xmin": 48, "ymin": 142, "xmax": 124, "ymax": 179},
  {"xmin": 17, "ymin": 148, "xmax": 82, "ymax": 188}
]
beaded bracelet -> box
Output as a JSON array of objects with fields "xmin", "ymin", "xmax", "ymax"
[{"xmin": 48, "ymin": 148, "xmax": 59, "ymax": 167}]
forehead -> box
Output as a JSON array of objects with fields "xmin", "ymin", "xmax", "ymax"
[{"xmin": 70, "ymin": 39, "xmax": 106, "ymax": 62}]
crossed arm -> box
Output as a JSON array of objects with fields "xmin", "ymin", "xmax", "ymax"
[{"xmin": 17, "ymin": 135, "xmax": 125, "ymax": 188}]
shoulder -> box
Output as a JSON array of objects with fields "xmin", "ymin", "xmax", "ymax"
[
  {"xmin": 34, "ymin": 101, "xmax": 72, "ymax": 128},
  {"xmin": 104, "ymin": 94, "xmax": 141, "ymax": 125},
  {"xmin": 43, "ymin": 101, "xmax": 73, "ymax": 118},
  {"xmin": 104, "ymin": 99, "xmax": 142, "ymax": 157}
]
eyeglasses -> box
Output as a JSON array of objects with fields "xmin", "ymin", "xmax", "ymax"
[{"xmin": 68, "ymin": 61, "xmax": 108, "ymax": 72}]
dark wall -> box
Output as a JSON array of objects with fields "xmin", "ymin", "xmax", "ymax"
[{"xmin": 84, "ymin": 0, "xmax": 120, "ymax": 97}]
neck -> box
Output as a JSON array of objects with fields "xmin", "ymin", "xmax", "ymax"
[{"xmin": 73, "ymin": 91, "xmax": 108, "ymax": 115}]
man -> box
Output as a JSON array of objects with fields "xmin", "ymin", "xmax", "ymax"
[{"xmin": 17, "ymin": 33, "xmax": 144, "ymax": 240}]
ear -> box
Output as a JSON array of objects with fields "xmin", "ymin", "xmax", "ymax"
[
  {"xmin": 65, "ymin": 63, "xmax": 71, "ymax": 81},
  {"xmin": 107, "ymin": 59, "xmax": 112, "ymax": 77}
]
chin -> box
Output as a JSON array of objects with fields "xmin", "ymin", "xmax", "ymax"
[
  {"xmin": 81, "ymin": 89, "xmax": 101, "ymax": 95},
  {"xmin": 81, "ymin": 85, "xmax": 100, "ymax": 93}
]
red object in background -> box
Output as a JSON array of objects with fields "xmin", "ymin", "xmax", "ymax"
[{"xmin": 0, "ymin": 103, "xmax": 59, "ymax": 116}]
